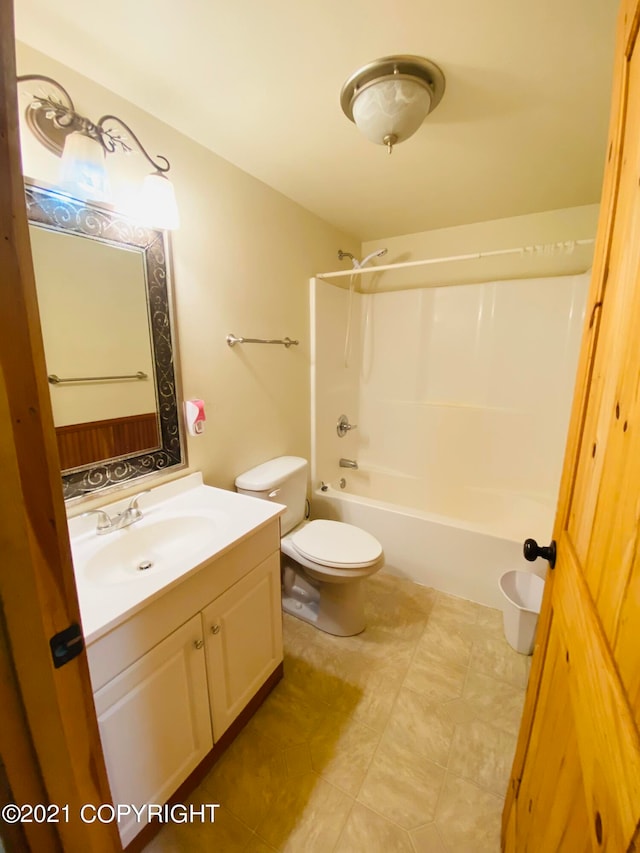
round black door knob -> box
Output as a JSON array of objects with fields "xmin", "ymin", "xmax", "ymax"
[{"xmin": 523, "ymin": 538, "xmax": 557, "ymax": 569}]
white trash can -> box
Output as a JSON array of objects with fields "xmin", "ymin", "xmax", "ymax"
[{"xmin": 498, "ymin": 570, "xmax": 545, "ymax": 655}]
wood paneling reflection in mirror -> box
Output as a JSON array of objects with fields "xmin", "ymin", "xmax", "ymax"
[{"xmin": 55, "ymin": 412, "xmax": 159, "ymax": 470}]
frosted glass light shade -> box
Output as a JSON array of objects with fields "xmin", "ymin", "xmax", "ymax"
[
  {"xmin": 352, "ymin": 78, "xmax": 432, "ymax": 145},
  {"xmin": 139, "ymin": 172, "xmax": 180, "ymax": 230},
  {"xmin": 59, "ymin": 131, "xmax": 110, "ymax": 202}
]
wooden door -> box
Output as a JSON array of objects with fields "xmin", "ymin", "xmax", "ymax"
[
  {"xmin": 503, "ymin": 1, "xmax": 640, "ymax": 849},
  {"xmin": 94, "ymin": 614, "xmax": 212, "ymax": 846},
  {"xmin": 1, "ymin": 1, "xmax": 120, "ymax": 849},
  {"xmin": 203, "ymin": 553, "xmax": 282, "ymax": 740}
]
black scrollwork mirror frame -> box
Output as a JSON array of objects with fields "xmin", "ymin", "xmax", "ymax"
[{"xmin": 25, "ymin": 181, "xmax": 185, "ymax": 501}]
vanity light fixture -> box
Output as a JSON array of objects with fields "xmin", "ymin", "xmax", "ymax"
[
  {"xmin": 340, "ymin": 55, "xmax": 445, "ymax": 154},
  {"xmin": 17, "ymin": 74, "xmax": 180, "ymax": 230}
]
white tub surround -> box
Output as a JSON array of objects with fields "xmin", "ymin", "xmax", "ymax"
[{"xmin": 311, "ymin": 269, "xmax": 588, "ymax": 606}]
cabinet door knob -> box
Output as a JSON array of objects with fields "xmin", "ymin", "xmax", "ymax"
[
  {"xmin": 193, "ymin": 639, "xmax": 204, "ymax": 650},
  {"xmin": 210, "ymin": 624, "xmax": 221, "ymax": 635}
]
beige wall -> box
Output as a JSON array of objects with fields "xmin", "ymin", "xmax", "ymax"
[{"xmin": 17, "ymin": 42, "xmax": 359, "ymax": 493}]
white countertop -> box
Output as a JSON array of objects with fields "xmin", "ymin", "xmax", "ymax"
[{"xmin": 69, "ymin": 473, "xmax": 284, "ymax": 644}]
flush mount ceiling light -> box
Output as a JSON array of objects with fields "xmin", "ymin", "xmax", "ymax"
[
  {"xmin": 340, "ymin": 55, "xmax": 445, "ymax": 154},
  {"xmin": 17, "ymin": 74, "xmax": 180, "ymax": 230}
]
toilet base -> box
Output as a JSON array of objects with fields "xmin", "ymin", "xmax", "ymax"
[{"xmin": 281, "ymin": 562, "xmax": 366, "ymax": 636}]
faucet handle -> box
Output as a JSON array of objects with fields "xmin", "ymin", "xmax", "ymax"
[
  {"xmin": 337, "ymin": 414, "xmax": 358, "ymax": 437},
  {"xmin": 81, "ymin": 509, "xmax": 113, "ymax": 533},
  {"xmin": 127, "ymin": 490, "xmax": 151, "ymax": 518}
]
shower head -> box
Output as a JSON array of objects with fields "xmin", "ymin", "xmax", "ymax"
[
  {"xmin": 338, "ymin": 248, "xmax": 388, "ymax": 269},
  {"xmin": 357, "ymin": 248, "xmax": 388, "ymax": 269}
]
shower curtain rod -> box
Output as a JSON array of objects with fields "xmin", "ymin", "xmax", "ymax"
[{"xmin": 316, "ymin": 239, "xmax": 595, "ymax": 280}]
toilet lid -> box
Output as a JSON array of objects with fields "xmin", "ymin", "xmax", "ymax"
[{"xmin": 290, "ymin": 520, "xmax": 382, "ymax": 569}]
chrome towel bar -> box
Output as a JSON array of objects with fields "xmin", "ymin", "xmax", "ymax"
[
  {"xmin": 226, "ymin": 334, "xmax": 299, "ymax": 348},
  {"xmin": 48, "ymin": 371, "xmax": 148, "ymax": 384}
]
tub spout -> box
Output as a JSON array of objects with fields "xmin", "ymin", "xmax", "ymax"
[{"xmin": 339, "ymin": 458, "xmax": 358, "ymax": 469}]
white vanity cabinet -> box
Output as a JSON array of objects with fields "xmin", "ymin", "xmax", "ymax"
[
  {"xmin": 204, "ymin": 552, "xmax": 282, "ymax": 739},
  {"xmin": 93, "ymin": 614, "xmax": 212, "ymax": 847},
  {"xmin": 84, "ymin": 518, "xmax": 283, "ymax": 846}
]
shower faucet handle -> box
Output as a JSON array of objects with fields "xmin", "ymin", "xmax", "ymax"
[{"xmin": 337, "ymin": 414, "xmax": 358, "ymax": 437}]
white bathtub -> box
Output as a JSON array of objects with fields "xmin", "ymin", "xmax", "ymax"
[{"xmin": 311, "ymin": 484, "xmax": 554, "ymax": 609}]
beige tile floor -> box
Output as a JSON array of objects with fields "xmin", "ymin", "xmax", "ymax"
[{"xmin": 144, "ymin": 572, "xmax": 530, "ymax": 852}]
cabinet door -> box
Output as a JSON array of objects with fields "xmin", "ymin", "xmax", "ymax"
[
  {"xmin": 204, "ymin": 551, "xmax": 282, "ymax": 740},
  {"xmin": 93, "ymin": 613, "xmax": 212, "ymax": 846}
]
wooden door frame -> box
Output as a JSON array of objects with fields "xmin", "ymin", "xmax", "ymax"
[{"xmin": 0, "ymin": 0, "xmax": 120, "ymax": 849}]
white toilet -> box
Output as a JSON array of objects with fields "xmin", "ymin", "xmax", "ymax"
[{"xmin": 235, "ymin": 456, "xmax": 384, "ymax": 636}]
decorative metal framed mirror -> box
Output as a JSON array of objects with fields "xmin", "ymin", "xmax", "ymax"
[{"xmin": 25, "ymin": 181, "xmax": 185, "ymax": 501}]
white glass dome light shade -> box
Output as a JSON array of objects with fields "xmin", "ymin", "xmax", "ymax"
[
  {"xmin": 139, "ymin": 171, "xmax": 180, "ymax": 231},
  {"xmin": 59, "ymin": 131, "xmax": 110, "ymax": 202},
  {"xmin": 340, "ymin": 56, "xmax": 445, "ymax": 152},
  {"xmin": 351, "ymin": 76, "xmax": 433, "ymax": 146}
]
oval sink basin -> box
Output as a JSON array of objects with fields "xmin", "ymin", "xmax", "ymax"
[{"xmin": 82, "ymin": 515, "xmax": 228, "ymax": 585}]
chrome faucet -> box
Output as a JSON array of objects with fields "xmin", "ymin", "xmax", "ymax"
[
  {"xmin": 339, "ymin": 458, "xmax": 358, "ymax": 470},
  {"xmin": 116, "ymin": 490, "xmax": 151, "ymax": 529},
  {"xmin": 82, "ymin": 490, "xmax": 151, "ymax": 535}
]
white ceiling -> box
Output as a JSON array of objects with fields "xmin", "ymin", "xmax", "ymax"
[{"xmin": 13, "ymin": 0, "xmax": 617, "ymax": 241}]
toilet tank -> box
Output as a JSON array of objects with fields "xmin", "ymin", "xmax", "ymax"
[{"xmin": 235, "ymin": 456, "xmax": 308, "ymax": 536}]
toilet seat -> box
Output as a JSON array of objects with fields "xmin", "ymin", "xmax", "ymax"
[{"xmin": 289, "ymin": 520, "xmax": 382, "ymax": 569}]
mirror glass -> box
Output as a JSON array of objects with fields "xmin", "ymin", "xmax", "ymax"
[{"xmin": 25, "ymin": 182, "xmax": 184, "ymax": 500}]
